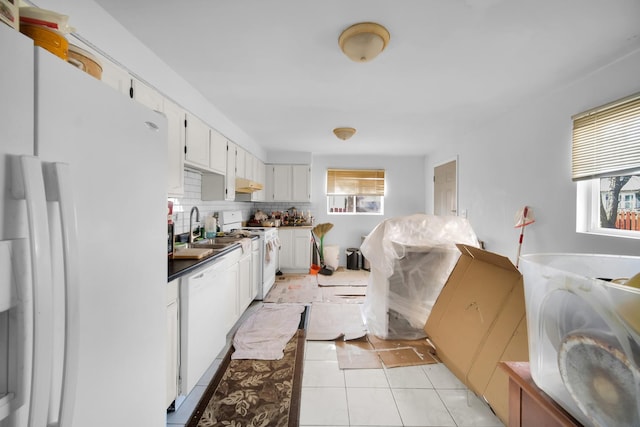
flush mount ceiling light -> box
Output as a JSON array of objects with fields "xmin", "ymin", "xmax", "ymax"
[
  {"xmin": 333, "ymin": 127, "xmax": 356, "ymax": 140},
  {"xmin": 338, "ymin": 22, "xmax": 390, "ymax": 62}
]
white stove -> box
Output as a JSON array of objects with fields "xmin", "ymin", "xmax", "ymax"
[{"xmin": 219, "ymin": 211, "xmax": 279, "ymax": 300}]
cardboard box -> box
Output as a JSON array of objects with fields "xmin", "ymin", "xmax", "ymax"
[{"xmin": 424, "ymin": 244, "xmax": 529, "ymax": 424}]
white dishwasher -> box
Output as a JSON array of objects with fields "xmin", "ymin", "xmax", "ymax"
[{"xmin": 179, "ymin": 249, "xmax": 240, "ymax": 397}]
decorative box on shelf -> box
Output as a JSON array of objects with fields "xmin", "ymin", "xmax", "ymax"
[{"xmin": 0, "ymin": 0, "xmax": 19, "ymax": 30}]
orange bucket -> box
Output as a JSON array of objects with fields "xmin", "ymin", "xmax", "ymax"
[{"xmin": 309, "ymin": 264, "xmax": 321, "ymax": 275}]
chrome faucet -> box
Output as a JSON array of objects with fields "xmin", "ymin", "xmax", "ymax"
[{"xmin": 189, "ymin": 206, "xmax": 200, "ymax": 243}]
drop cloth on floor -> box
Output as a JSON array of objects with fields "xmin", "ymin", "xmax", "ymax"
[{"xmin": 231, "ymin": 304, "xmax": 305, "ymax": 360}]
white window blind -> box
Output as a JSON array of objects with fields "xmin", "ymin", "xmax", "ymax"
[
  {"xmin": 326, "ymin": 169, "xmax": 385, "ymax": 195},
  {"xmin": 572, "ymin": 93, "xmax": 640, "ymax": 181}
]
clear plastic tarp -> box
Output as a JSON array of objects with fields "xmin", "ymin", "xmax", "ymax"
[{"xmin": 361, "ymin": 213, "xmax": 479, "ymax": 339}]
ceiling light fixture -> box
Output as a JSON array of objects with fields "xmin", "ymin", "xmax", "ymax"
[
  {"xmin": 338, "ymin": 22, "xmax": 390, "ymax": 62},
  {"xmin": 333, "ymin": 127, "xmax": 356, "ymax": 140}
]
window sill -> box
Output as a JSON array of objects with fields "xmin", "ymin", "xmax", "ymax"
[{"xmin": 576, "ymin": 229, "xmax": 640, "ymax": 240}]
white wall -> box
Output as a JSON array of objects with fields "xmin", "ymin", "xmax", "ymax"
[
  {"xmin": 311, "ymin": 155, "xmax": 426, "ymax": 266},
  {"xmin": 425, "ymin": 48, "xmax": 640, "ymax": 262}
]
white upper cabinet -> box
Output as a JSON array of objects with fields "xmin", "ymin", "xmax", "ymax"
[
  {"xmin": 254, "ymin": 159, "xmax": 265, "ymax": 201},
  {"xmin": 235, "ymin": 145, "xmax": 246, "ymax": 179},
  {"xmin": 208, "ymin": 128, "xmax": 227, "ymax": 176},
  {"xmin": 184, "ymin": 114, "xmax": 210, "ymax": 170},
  {"xmin": 201, "ymin": 139, "xmax": 237, "ymax": 201},
  {"xmin": 244, "ymin": 152, "xmax": 255, "ymax": 181},
  {"xmin": 100, "ymin": 60, "xmax": 131, "ymax": 96},
  {"xmin": 271, "ymin": 164, "xmax": 292, "ymax": 201},
  {"xmin": 292, "ymin": 164, "xmax": 311, "ymax": 202},
  {"xmin": 163, "ymin": 99, "xmax": 185, "ymax": 196},
  {"xmin": 130, "ymin": 78, "xmax": 163, "ymax": 111},
  {"xmin": 225, "ymin": 140, "xmax": 236, "ymax": 199},
  {"xmin": 266, "ymin": 164, "xmax": 311, "ymax": 202},
  {"xmin": 128, "ymin": 77, "xmax": 184, "ymax": 196}
]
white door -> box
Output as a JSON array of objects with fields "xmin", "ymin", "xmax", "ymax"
[{"xmin": 434, "ymin": 160, "xmax": 457, "ymax": 216}]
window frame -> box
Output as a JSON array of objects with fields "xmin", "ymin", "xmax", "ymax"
[
  {"xmin": 576, "ymin": 175, "xmax": 640, "ymax": 240},
  {"xmin": 325, "ymin": 168, "xmax": 386, "ymax": 215}
]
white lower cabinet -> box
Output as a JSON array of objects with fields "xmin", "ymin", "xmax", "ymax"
[
  {"xmin": 166, "ymin": 279, "xmax": 179, "ymax": 408},
  {"xmin": 238, "ymin": 248, "xmax": 252, "ymax": 313},
  {"xmin": 179, "ymin": 248, "xmax": 240, "ymax": 398},
  {"xmin": 278, "ymin": 228, "xmax": 312, "ymax": 273},
  {"xmin": 250, "ymin": 239, "xmax": 260, "ymax": 299}
]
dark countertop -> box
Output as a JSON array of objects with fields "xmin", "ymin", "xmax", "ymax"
[
  {"xmin": 168, "ymin": 234, "xmax": 259, "ymax": 282},
  {"xmin": 168, "ymin": 243, "xmax": 240, "ymax": 282}
]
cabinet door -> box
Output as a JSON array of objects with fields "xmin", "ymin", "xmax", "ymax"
[
  {"xmin": 184, "ymin": 114, "xmax": 210, "ymax": 169},
  {"xmin": 131, "ymin": 78, "xmax": 163, "ymax": 111},
  {"xmin": 238, "ymin": 252, "xmax": 252, "ymax": 312},
  {"xmin": 166, "ymin": 279, "xmax": 179, "ymax": 408},
  {"xmin": 251, "ymin": 245, "xmax": 260, "ymax": 298},
  {"xmin": 222, "ymin": 261, "xmax": 240, "ymax": 330},
  {"xmin": 293, "ymin": 229, "xmax": 312, "ymax": 269},
  {"xmin": 100, "ymin": 60, "xmax": 131, "ymax": 96},
  {"xmin": 253, "ymin": 159, "xmax": 265, "ymax": 202},
  {"xmin": 292, "ymin": 165, "xmax": 311, "ymax": 202},
  {"xmin": 272, "ymin": 165, "xmax": 292, "ymax": 201},
  {"xmin": 209, "ymin": 128, "xmax": 227, "ymax": 175},
  {"xmin": 163, "ymin": 100, "xmax": 185, "ymax": 196},
  {"xmin": 278, "ymin": 229, "xmax": 293, "ymax": 269},
  {"xmin": 225, "ymin": 141, "xmax": 236, "ymax": 200},
  {"xmin": 235, "ymin": 146, "xmax": 246, "ymax": 179},
  {"xmin": 244, "ymin": 152, "xmax": 254, "ymax": 181}
]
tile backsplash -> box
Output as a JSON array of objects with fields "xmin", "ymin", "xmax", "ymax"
[{"xmin": 170, "ymin": 168, "xmax": 313, "ymax": 235}]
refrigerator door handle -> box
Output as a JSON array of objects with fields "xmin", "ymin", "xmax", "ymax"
[
  {"xmin": 11, "ymin": 155, "xmax": 54, "ymax": 427},
  {"xmin": 42, "ymin": 162, "xmax": 79, "ymax": 427}
]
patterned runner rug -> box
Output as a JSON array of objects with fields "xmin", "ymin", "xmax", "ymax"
[{"xmin": 186, "ymin": 329, "xmax": 305, "ymax": 427}]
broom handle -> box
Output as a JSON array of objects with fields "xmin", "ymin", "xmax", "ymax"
[{"xmin": 515, "ymin": 206, "xmax": 528, "ymax": 268}]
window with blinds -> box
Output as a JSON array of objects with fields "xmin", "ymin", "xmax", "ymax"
[
  {"xmin": 572, "ymin": 93, "xmax": 640, "ymax": 181},
  {"xmin": 573, "ymin": 93, "xmax": 640, "ymax": 237},
  {"xmin": 326, "ymin": 169, "xmax": 385, "ymax": 214}
]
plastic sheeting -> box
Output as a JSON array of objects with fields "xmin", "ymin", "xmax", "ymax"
[{"xmin": 361, "ymin": 213, "xmax": 479, "ymax": 339}]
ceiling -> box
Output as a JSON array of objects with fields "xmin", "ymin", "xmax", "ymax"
[{"xmin": 92, "ymin": 0, "xmax": 640, "ymax": 156}]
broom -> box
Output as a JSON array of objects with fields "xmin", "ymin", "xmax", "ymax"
[{"xmin": 312, "ymin": 223, "xmax": 334, "ymax": 275}]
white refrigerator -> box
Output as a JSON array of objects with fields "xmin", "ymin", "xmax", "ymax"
[{"xmin": 1, "ymin": 25, "xmax": 168, "ymax": 427}]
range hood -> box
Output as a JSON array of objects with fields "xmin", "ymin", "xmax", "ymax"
[{"xmin": 235, "ymin": 177, "xmax": 263, "ymax": 193}]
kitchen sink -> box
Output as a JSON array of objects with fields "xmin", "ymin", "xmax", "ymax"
[
  {"xmin": 211, "ymin": 236, "xmax": 246, "ymax": 243},
  {"xmin": 187, "ymin": 240, "xmax": 237, "ymax": 250}
]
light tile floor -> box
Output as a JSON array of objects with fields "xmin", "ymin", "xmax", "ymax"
[
  {"xmin": 168, "ymin": 302, "xmax": 505, "ymax": 427},
  {"xmin": 300, "ymin": 340, "xmax": 504, "ymax": 427}
]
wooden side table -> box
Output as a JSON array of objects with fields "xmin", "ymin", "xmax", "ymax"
[{"xmin": 499, "ymin": 362, "xmax": 582, "ymax": 427}]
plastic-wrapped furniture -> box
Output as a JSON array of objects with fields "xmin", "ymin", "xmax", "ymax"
[{"xmin": 361, "ymin": 213, "xmax": 479, "ymax": 339}]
